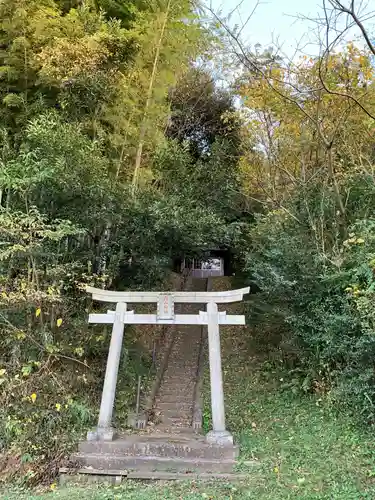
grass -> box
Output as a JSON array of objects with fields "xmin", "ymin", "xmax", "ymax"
[
  {"xmin": 223, "ymin": 359, "xmax": 375, "ymax": 499},
  {"xmin": 3, "ymin": 349, "xmax": 375, "ymax": 499},
  {"xmin": 217, "ymin": 297, "xmax": 375, "ymax": 499},
  {"xmin": 2, "ymin": 282, "xmax": 375, "ymax": 499},
  {"xmin": 1, "ymin": 482, "xmax": 242, "ymax": 500}
]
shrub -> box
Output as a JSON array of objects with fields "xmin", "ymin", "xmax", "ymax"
[{"xmin": 244, "ymin": 175, "xmax": 375, "ymax": 421}]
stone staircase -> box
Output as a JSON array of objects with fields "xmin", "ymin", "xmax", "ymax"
[
  {"xmin": 64, "ymin": 276, "xmax": 241, "ymax": 482},
  {"xmin": 152, "ymin": 278, "xmax": 205, "ymax": 431}
]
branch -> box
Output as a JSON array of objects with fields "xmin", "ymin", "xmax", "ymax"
[
  {"xmin": 237, "ymin": 0, "xmax": 261, "ymax": 38},
  {"xmin": 328, "ymin": 0, "xmax": 375, "ymax": 55},
  {"xmin": 205, "ymin": 5, "xmax": 332, "ymax": 147},
  {"xmin": 320, "ymin": 0, "xmax": 375, "ymax": 121},
  {"xmin": 0, "ymin": 313, "xmax": 91, "ymax": 369},
  {"xmin": 318, "ymin": 64, "xmax": 375, "ymax": 121}
]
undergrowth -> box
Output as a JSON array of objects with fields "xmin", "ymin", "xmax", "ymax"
[
  {"xmin": 4, "ymin": 279, "xmax": 375, "ymax": 498},
  {"xmin": 4, "ymin": 351, "xmax": 375, "ymax": 499},
  {"xmin": 0, "ymin": 323, "xmax": 151, "ymax": 487},
  {"xmin": 243, "ymin": 178, "xmax": 375, "ymax": 423}
]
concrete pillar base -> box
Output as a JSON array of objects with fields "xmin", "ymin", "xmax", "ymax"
[
  {"xmin": 206, "ymin": 430, "xmax": 234, "ymax": 446},
  {"xmin": 87, "ymin": 427, "xmax": 117, "ymax": 442}
]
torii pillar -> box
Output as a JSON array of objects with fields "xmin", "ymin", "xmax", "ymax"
[{"xmin": 206, "ymin": 300, "xmax": 233, "ymax": 445}]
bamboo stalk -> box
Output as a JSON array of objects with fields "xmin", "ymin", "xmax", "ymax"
[{"xmin": 132, "ymin": 0, "xmax": 172, "ymax": 194}]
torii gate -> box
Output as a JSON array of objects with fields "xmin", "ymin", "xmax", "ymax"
[{"xmin": 85, "ymin": 285, "xmax": 249, "ymax": 445}]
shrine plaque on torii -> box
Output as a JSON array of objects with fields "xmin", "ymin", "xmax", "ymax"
[{"xmin": 86, "ymin": 285, "xmax": 249, "ymax": 445}]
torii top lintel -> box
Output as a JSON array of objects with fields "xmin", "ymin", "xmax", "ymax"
[{"xmin": 86, "ymin": 286, "xmax": 250, "ymax": 304}]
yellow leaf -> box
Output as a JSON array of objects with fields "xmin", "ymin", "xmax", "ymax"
[
  {"xmin": 274, "ymin": 466, "xmax": 279, "ymax": 473},
  {"xmin": 356, "ymin": 238, "xmax": 365, "ymax": 244},
  {"xmin": 56, "ymin": 318, "xmax": 62, "ymax": 327},
  {"xmin": 30, "ymin": 393, "xmax": 37, "ymax": 403},
  {"xmin": 35, "ymin": 308, "xmax": 41, "ymax": 318},
  {"xmin": 50, "ymin": 483, "xmax": 57, "ymax": 491},
  {"xmin": 55, "ymin": 403, "xmax": 61, "ymax": 412},
  {"xmin": 74, "ymin": 347, "xmax": 84, "ymax": 357},
  {"xmin": 1, "ymin": 291, "xmax": 7, "ymax": 298}
]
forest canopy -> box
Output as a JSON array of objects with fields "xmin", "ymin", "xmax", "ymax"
[{"xmin": 1, "ymin": 0, "xmax": 375, "ymax": 484}]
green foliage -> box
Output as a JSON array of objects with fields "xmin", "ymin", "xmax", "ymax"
[
  {"xmin": 201, "ymin": 303, "xmax": 375, "ymax": 498},
  {"xmin": 153, "ymin": 138, "xmax": 243, "ymax": 222},
  {"xmin": 166, "ymin": 67, "xmax": 241, "ymax": 161},
  {"xmin": 163, "ymin": 67, "xmax": 243, "ymax": 221},
  {"xmin": 0, "ymin": 320, "xmax": 150, "ymax": 484},
  {"xmin": 0, "ymin": 0, "xmax": 244, "ymax": 486},
  {"xmin": 244, "ymin": 174, "xmax": 375, "ymax": 421}
]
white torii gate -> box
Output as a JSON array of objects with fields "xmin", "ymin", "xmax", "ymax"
[{"xmin": 86, "ymin": 285, "xmax": 249, "ymax": 445}]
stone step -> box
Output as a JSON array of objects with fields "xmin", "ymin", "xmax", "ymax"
[
  {"xmin": 161, "ymin": 414, "xmax": 191, "ymax": 422},
  {"xmin": 78, "ymin": 437, "xmax": 238, "ymax": 460},
  {"xmin": 160, "ymin": 410, "xmax": 191, "ymax": 417},
  {"xmin": 72, "ymin": 453, "xmax": 237, "ymax": 474},
  {"xmin": 157, "ymin": 402, "xmax": 193, "ymax": 410},
  {"xmin": 160, "ymin": 412, "xmax": 191, "ymax": 422},
  {"xmin": 151, "ymin": 426, "xmax": 197, "ymax": 434},
  {"xmin": 154, "ymin": 405, "xmax": 193, "ymax": 413},
  {"xmin": 157, "ymin": 400, "xmax": 193, "ymax": 407},
  {"xmin": 155, "ymin": 412, "xmax": 193, "ymax": 420},
  {"xmin": 162, "ymin": 419, "xmax": 191, "ymax": 428},
  {"xmin": 158, "ymin": 384, "xmax": 194, "ymax": 390},
  {"xmin": 155, "ymin": 401, "xmax": 192, "ymax": 409},
  {"xmin": 155, "ymin": 405, "xmax": 191, "ymax": 411},
  {"xmin": 157, "ymin": 396, "xmax": 194, "ymax": 403},
  {"xmin": 160, "ymin": 384, "xmax": 196, "ymax": 390},
  {"xmin": 162, "ymin": 376, "xmax": 195, "ymax": 382},
  {"xmin": 163, "ymin": 368, "xmax": 194, "ymax": 374},
  {"xmin": 156, "ymin": 395, "xmax": 193, "ymax": 401},
  {"xmin": 155, "ymin": 399, "xmax": 193, "ymax": 406},
  {"xmin": 156, "ymin": 407, "xmax": 192, "ymax": 414},
  {"xmin": 59, "ymin": 467, "xmax": 250, "ymax": 483},
  {"xmin": 169, "ymin": 344, "xmax": 199, "ymax": 350},
  {"xmin": 155, "ymin": 402, "xmax": 192, "ymax": 409},
  {"xmin": 160, "ymin": 384, "xmax": 195, "ymax": 395},
  {"xmin": 158, "ymin": 389, "xmax": 194, "ymax": 396}
]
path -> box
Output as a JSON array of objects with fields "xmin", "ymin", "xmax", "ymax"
[{"xmin": 152, "ymin": 277, "xmax": 206, "ymax": 430}]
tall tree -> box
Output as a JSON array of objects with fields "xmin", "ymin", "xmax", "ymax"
[
  {"xmin": 129, "ymin": 0, "xmax": 205, "ymax": 192},
  {"xmin": 166, "ymin": 67, "xmax": 241, "ymax": 161}
]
